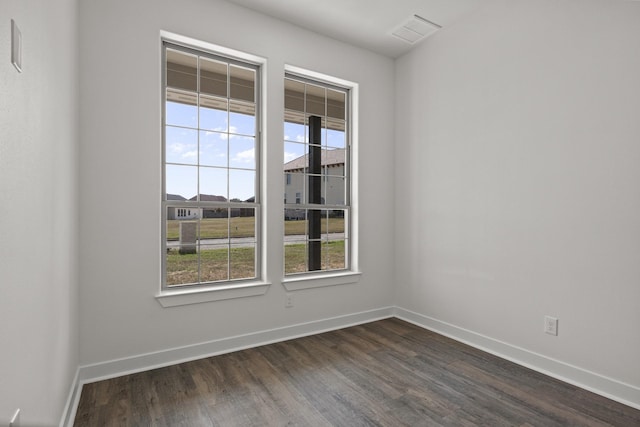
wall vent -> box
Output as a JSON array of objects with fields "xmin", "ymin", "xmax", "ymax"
[{"xmin": 391, "ymin": 14, "xmax": 441, "ymax": 44}]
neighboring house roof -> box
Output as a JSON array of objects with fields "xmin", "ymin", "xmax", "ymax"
[
  {"xmin": 189, "ymin": 194, "xmax": 228, "ymax": 202},
  {"xmin": 167, "ymin": 194, "xmax": 187, "ymax": 201},
  {"xmin": 284, "ymin": 148, "xmax": 345, "ymax": 172}
]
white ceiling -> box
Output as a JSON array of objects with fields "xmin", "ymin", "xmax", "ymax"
[{"xmin": 225, "ymin": 0, "xmax": 484, "ymax": 58}]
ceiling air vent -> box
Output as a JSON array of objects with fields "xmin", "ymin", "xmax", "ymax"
[{"xmin": 391, "ymin": 14, "xmax": 441, "ymax": 44}]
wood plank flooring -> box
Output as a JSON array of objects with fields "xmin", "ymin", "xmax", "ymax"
[{"xmin": 74, "ymin": 318, "xmax": 640, "ymax": 426}]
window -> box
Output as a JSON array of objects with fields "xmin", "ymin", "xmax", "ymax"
[
  {"xmin": 162, "ymin": 41, "xmax": 260, "ymax": 288},
  {"xmin": 283, "ymin": 74, "xmax": 350, "ymax": 275}
]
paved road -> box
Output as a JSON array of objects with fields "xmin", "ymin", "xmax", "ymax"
[{"xmin": 167, "ymin": 233, "xmax": 345, "ymax": 249}]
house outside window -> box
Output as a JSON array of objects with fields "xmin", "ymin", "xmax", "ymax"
[{"xmin": 162, "ymin": 41, "xmax": 261, "ymax": 288}]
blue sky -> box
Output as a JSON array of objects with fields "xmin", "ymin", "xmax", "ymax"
[
  {"xmin": 165, "ymin": 101, "xmax": 256, "ymax": 201},
  {"xmin": 165, "ymin": 101, "xmax": 346, "ymax": 201}
]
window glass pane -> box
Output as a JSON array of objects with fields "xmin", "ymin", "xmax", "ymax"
[
  {"xmin": 284, "ymin": 205, "xmax": 306, "ymax": 222},
  {"xmin": 284, "ymin": 79, "xmax": 305, "ymax": 112},
  {"xmin": 200, "ymin": 57, "xmax": 227, "ymax": 97},
  {"xmin": 199, "ymin": 131, "xmax": 227, "ymax": 168},
  {"xmin": 229, "ymin": 102, "xmax": 255, "ymax": 136},
  {"xmin": 166, "ymin": 90, "xmax": 198, "ymax": 128},
  {"xmin": 284, "ymin": 141, "xmax": 307, "ymax": 166},
  {"xmin": 199, "ymin": 96, "xmax": 228, "ymax": 132},
  {"xmin": 230, "ymin": 211, "xmax": 255, "ymax": 239},
  {"xmin": 230, "ymin": 244, "xmax": 256, "ymax": 280},
  {"xmin": 284, "ymin": 120, "xmax": 306, "ymax": 143},
  {"xmin": 284, "ymin": 172, "xmax": 305, "ymax": 205},
  {"xmin": 326, "ymin": 210, "xmax": 346, "ymax": 234},
  {"xmin": 229, "ymin": 169, "xmax": 255, "ymax": 202},
  {"xmin": 327, "ymin": 89, "xmax": 345, "ymax": 119},
  {"xmin": 314, "ymin": 209, "xmax": 329, "ymax": 234},
  {"xmin": 284, "ymin": 240, "xmax": 307, "ymax": 274},
  {"xmin": 166, "ymin": 247, "xmax": 200, "ymax": 286},
  {"xmin": 323, "ymin": 239, "xmax": 346, "ymax": 271},
  {"xmin": 230, "ymin": 65, "xmax": 255, "ymax": 102},
  {"xmin": 326, "ymin": 125, "xmax": 346, "ymax": 149},
  {"xmin": 165, "ymin": 215, "xmax": 199, "ymax": 285},
  {"xmin": 166, "ymin": 215, "xmax": 179, "ymax": 242},
  {"xmin": 166, "ymin": 164, "xmax": 197, "ymax": 200},
  {"xmin": 199, "ymin": 245, "xmax": 229, "ymax": 282},
  {"xmin": 284, "ymin": 208, "xmax": 307, "ymax": 231},
  {"xmin": 324, "ymin": 176, "xmax": 346, "ymax": 206},
  {"xmin": 166, "ymin": 126, "xmax": 198, "ymax": 165},
  {"xmin": 229, "ymin": 136, "xmax": 255, "ymax": 169},
  {"xmin": 200, "ymin": 209, "xmax": 229, "ymax": 240},
  {"xmin": 166, "ymin": 49, "xmax": 197, "ymax": 91},
  {"xmin": 199, "ymin": 167, "xmax": 228, "ymax": 201},
  {"xmin": 306, "ymin": 84, "xmax": 326, "ymax": 116},
  {"xmin": 321, "ymin": 147, "xmax": 344, "ymax": 171}
]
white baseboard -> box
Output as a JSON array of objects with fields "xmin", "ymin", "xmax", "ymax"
[
  {"xmin": 394, "ymin": 306, "xmax": 640, "ymax": 411},
  {"xmin": 59, "ymin": 367, "xmax": 81, "ymax": 427},
  {"xmin": 77, "ymin": 306, "xmax": 394, "ymax": 383}
]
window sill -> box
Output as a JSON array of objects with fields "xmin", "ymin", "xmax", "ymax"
[
  {"xmin": 156, "ymin": 281, "xmax": 271, "ymax": 307},
  {"xmin": 282, "ymin": 271, "xmax": 361, "ymax": 291}
]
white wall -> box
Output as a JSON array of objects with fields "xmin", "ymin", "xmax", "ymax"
[
  {"xmin": 0, "ymin": 1, "xmax": 79, "ymax": 425},
  {"xmin": 78, "ymin": 0, "xmax": 395, "ymax": 365},
  {"xmin": 396, "ymin": 0, "xmax": 640, "ymax": 405}
]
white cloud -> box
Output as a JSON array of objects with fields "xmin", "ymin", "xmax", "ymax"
[
  {"xmin": 203, "ymin": 128, "xmax": 230, "ymax": 139},
  {"xmin": 203, "ymin": 127, "xmax": 244, "ymax": 140},
  {"xmin": 228, "ymin": 126, "xmax": 243, "ymax": 140},
  {"xmin": 284, "ymin": 134, "xmax": 305, "ymax": 143},
  {"xmin": 232, "ymin": 148, "xmax": 255, "ymax": 163},
  {"xmin": 284, "ymin": 151, "xmax": 297, "ymax": 163},
  {"xmin": 169, "ymin": 142, "xmax": 198, "ymax": 155},
  {"xmin": 182, "ymin": 150, "xmax": 199, "ymax": 159}
]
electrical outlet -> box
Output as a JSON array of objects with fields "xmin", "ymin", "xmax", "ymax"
[
  {"xmin": 285, "ymin": 293, "xmax": 294, "ymax": 308},
  {"xmin": 10, "ymin": 409, "xmax": 20, "ymax": 427},
  {"xmin": 544, "ymin": 316, "xmax": 558, "ymax": 336}
]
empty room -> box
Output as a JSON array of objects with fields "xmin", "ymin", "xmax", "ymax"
[{"xmin": 1, "ymin": 0, "xmax": 639, "ymax": 425}]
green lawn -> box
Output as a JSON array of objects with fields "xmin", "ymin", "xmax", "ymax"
[
  {"xmin": 166, "ymin": 241, "xmax": 345, "ymax": 286},
  {"xmin": 166, "ymin": 246, "xmax": 256, "ymax": 286},
  {"xmin": 167, "ymin": 217, "xmax": 344, "ymax": 240},
  {"xmin": 282, "ymin": 218, "xmax": 344, "ymax": 236},
  {"xmin": 167, "ymin": 217, "xmax": 257, "ymax": 240},
  {"xmin": 284, "ymin": 240, "xmax": 345, "ymax": 274}
]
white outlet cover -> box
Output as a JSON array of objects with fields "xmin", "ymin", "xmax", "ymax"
[
  {"xmin": 544, "ymin": 316, "xmax": 558, "ymax": 336},
  {"xmin": 11, "ymin": 19, "xmax": 22, "ymax": 72}
]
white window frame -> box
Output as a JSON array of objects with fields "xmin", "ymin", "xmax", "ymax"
[
  {"xmin": 157, "ymin": 32, "xmax": 269, "ymax": 307},
  {"xmin": 282, "ymin": 66, "xmax": 361, "ymax": 291}
]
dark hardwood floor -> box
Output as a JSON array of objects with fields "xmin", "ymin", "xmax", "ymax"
[{"xmin": 74, "ymin": 318, "xmax": 640, "ymax": 426}]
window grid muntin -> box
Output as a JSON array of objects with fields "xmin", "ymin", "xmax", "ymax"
[{"xmin": 162, "ymin": 41, "xmax": 261, "ymax": 289}]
